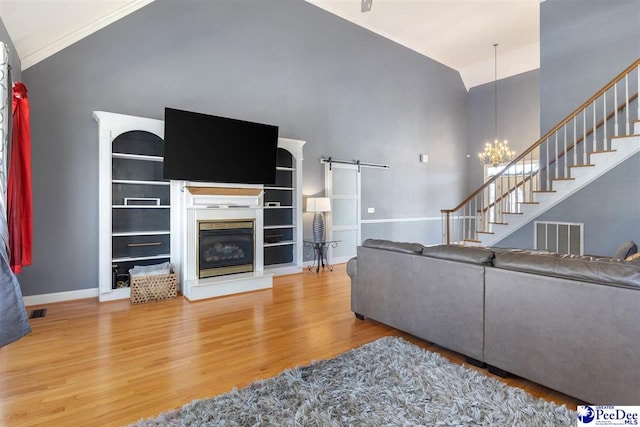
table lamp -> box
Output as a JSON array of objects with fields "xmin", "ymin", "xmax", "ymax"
[{"xmin": 306, "ymin": 197, "xmax": 331, "ymax": 242}]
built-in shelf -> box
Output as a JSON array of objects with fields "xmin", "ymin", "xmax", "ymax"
[
  {"xmin": 112, "ymin": 205, "xmax": 170, "ymax": 209},
  {"xmin": 112, "ymin": 153, "xmax": 163, "ymax": 162},
  {"xmin": 263, "ymin": 143, "xmax": 304, "ymax": 271},
  {"xmin": 112, "ymin": 253, "xmax": 170, "ymax": 263},
  {"xmin": 112, "ymin": 179, "xmax": 170, "ymax": 186},
  {"xmin": 112, "ymin": 230, "xmax": 170, "ymax": 237},
  {"xmin": 95, "ymin": 111, "xmax": 169, "ymax": 302},
  {"xmin": 264, "ymin": 186, "xmax": 294, "ymax": 191},
  {"xmin": 264, "ymin": 240, "xmax": 296, "ymax": 247}
]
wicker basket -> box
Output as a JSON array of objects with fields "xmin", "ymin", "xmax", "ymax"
[{"xmin": 130, "ymin": 273, "xmax": 177, "ymax": 304}]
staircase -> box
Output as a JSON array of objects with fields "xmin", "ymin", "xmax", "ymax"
[{"xmin": 442, "ymin": 59, "xmax": 640, "ymax": 247}]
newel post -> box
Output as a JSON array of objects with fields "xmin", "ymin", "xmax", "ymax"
[{"xmin": 441, "ymin": 210, "xmax": 451, "ymax": 245}]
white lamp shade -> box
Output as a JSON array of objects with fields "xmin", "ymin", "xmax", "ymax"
[{"xmin": 306, "ymin": 197, "xmax": 331, "ymax": 212}]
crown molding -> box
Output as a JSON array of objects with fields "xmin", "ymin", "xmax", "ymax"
[{"xmin": 21, "ymin": 0, "xmax": 156, "ymax": 70}]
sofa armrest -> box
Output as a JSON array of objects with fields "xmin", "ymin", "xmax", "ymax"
[{"xmin": 347, "ymin": 257, "xmax": 357, "ymax": 279}]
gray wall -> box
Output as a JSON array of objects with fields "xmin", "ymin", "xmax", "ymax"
[
  {"xmin": 465, "ymin": 69, "xmax": 540, "ymax": 194},
  {"xmin": 540, "ymin": 0, "xmax": 640, "ymax": 132},
  {"xmin": 20, "ymin": 0, "xmax": 468, "ymax": 295},
  {"xmin": 496, "ymin": 0, "xmax": 640, "ymax": 255},
  {"xmin": 361, "ymin": 221, "xmax": 441, "ymax": 246},
  {"xmin": 497, "ymin": 153, "xmax": 640, "ymax": 256},
  {"xmin": 359, "ymin": 68, "xmax": 540, "ymax": 245},
  {"xmin": 0, "ymin": 18, "xmax": 21, "ymax": 85}
]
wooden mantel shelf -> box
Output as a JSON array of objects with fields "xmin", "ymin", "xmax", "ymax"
[{"xmin": 186, "ymin": 186, "xmax": 263, "ymax": 197}]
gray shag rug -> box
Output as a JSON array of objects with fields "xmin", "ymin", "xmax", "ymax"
[{"xmin": 131, "ymin": 336, "xmax": 575, "ymax": 426}]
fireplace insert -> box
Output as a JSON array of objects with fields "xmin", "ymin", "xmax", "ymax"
[{"xmin": 198, "ymin": 220, "xmax": 254, "ymax": 278}]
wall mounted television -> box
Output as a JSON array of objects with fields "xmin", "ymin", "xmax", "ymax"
[{"xmin": 163, "ymin": 107, "xmax": 279, "ymax": 184}]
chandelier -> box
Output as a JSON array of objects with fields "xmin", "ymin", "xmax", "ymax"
[
  {"xmin": 478, "ymin": 139, "xmax": 515, "ymax": 167},
  {"xmin": 478, "ymin": 43, "xmax": 515, "ymax": 167}
]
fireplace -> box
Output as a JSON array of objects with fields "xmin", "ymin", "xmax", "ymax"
[
  {"xmin": 176, "ymin": 185, "xmax": 272, "ymax": 301},
  {"xmin": 198, "ymin": 220, "xmax": 254, "ymax": 278}
]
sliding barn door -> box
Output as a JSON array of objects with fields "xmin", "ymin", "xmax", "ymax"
[{"xmin": 325, "ymin": 162, "xmax": 361, "ymax": 264}]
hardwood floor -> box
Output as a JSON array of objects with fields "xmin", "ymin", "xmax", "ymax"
[{"xmin": 1, "ymin": 264, "xmax": 582, "ymax": 426}]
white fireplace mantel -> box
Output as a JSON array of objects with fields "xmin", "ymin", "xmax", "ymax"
[{"xmin": 171, "ymin": 182, "xmax": 273, "ymax": 301}]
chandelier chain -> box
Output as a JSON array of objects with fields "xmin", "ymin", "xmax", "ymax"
[
  {"xmin": 494, "ymin": 43, "xmax": 498, "ymax": 140},
  {"xmin": 478, "ymin": 42, "xmax": 515, "ymax": 167}
]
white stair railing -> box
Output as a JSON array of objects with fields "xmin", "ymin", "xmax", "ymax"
[{"xmin": 443, "ymin": 58, "xmax": 640, "ymax": 245}]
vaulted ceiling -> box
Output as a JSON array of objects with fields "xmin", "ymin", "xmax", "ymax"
[{"xmin": 0, "ymin": 0, "xmax": 540, "ymax": 90}]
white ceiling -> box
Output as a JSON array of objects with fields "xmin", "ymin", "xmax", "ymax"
[
  {"xmin": 308, "ymin": 0, "xmax": 540, "ymax": 89},
  {"xmin": 0, "ymin": 0, "xmax": 540, "ymax": 90},
  {"xmin": 0, "ymin": 0, "xmax": 154, "ymax": 69}
]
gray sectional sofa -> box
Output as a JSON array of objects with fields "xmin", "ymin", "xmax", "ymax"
[{"xmin": 347, "ymin": 239, "xmax": 640, "ymax": 405}]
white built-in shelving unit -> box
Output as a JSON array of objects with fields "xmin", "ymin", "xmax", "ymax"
[
  {"xmin": 94, "ymin": 111, "xmax": 170, "ymax": 302},
  {"xmin": 95, "ymin": 111, "xmax": 305, "ymax": 301},
  {"xmin": 263, "ymin": 139, "xmax": 305, "ymax": 275}
]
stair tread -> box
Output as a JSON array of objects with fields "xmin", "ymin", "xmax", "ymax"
[
  {"xmin": 610, "ymin": 133, "xmax": 640, "ymax": 139},
  {"xmin": 448, "ymin": 128, "xmax": 639, "ymax": 245}
]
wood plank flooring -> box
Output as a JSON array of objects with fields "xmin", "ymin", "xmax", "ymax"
[{"xmin": 0, "ymin": 264, "xmax": 582, "ymax": 426}]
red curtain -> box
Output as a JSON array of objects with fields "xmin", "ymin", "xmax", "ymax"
[{"xmin": 7, "ymin": 82, "xmax": 32, "ymax": 274}]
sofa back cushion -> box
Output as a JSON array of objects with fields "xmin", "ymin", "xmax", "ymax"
[
  {"xmin": 421, "ymin": 245, "xmax": 495, "ymax": 265},
  {"xmin": 613, "ymin": 241, "xmax": 638, "ymax": 259},
  {"xmin": 493, "ymin": 250, "xmax": 640, "ymax": 288},
  {"xmin": 362, "ymin": 239, "xmax": 424, "ymax": 254}
]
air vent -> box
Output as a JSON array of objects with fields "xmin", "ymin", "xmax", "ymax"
[
  {"xmin": 29, "ymin": 308, "xmax": 47, "ymax": 319},
  {"xmin": 534, "ymin": 221, "xmax": 583, "ymax": 255}
]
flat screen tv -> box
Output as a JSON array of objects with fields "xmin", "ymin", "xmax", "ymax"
[{"xmin": 163, "ymin": 108, "xmax": 279, "ymax": 184}]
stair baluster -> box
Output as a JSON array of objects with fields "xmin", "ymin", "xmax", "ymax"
[{"xmin": 442, "ymin": 59, "xmax": 640, "ymax": 246}]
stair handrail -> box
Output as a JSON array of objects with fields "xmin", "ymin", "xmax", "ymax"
[
  {"xmin": 442, "ymin": 58, "xmax": 640, "ymax": 216},
  {"xmin": 484, "ymin": 91, "xmax": 638, "ymax": 215},
  {"xmin": 440, "ymin": 58, "xmax": 640, "ymax": 244}
]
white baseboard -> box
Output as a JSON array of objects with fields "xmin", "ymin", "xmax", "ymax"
[{"xmin": 23, "ymin": 288, "xmax": 99, "ymax": 307}]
